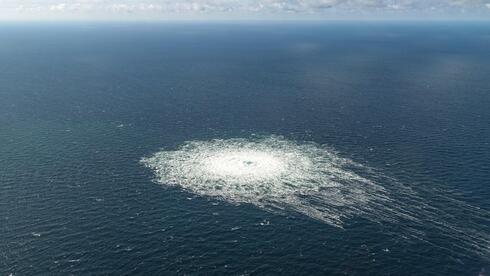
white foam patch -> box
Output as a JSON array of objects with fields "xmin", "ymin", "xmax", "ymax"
[
  {"xmin": 142, "ymin": 135, "xmax": 490, "ymax": 258},
  {"xmin": 142, "ymin": 136, "xmax": 390, "ymax": 226}
]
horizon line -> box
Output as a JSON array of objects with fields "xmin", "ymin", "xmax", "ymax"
[{"xmin": 1, "ymin": 18, "xmax": 490, "ymax": 23}]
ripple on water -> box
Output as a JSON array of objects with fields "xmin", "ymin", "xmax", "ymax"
[{"xmin": 142, "ymin": 135, "xmax": 490, "ymax": 258}]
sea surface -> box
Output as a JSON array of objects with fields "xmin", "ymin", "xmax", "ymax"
[{"xmin": 1, "ymin": 22, "xmax": 489, "ymax": 275}]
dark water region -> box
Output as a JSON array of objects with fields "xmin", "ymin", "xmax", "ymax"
[{"xmin": 1, "ymin": 22, "xmax": 489, "ymax": 275}]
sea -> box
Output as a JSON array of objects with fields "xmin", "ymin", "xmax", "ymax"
[{"xmin": 1, "ymin": 21, "xmax": 489, "ymax": 275}]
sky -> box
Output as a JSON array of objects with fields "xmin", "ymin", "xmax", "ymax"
[{"xmin": 1, "ymin": 0, "xmax": 490, "ymax": 20}]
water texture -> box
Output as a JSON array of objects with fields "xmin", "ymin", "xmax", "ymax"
[{"xmin": 1, "ymin": 22, "xmax": 490, "ymax": 275}]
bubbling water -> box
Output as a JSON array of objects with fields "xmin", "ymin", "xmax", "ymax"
[
  {"xmin": 203, "ymin": 150, "xmax": 287, "ymax": 179},
  {"xmin": 142, "ymin": 135, "xmax": 490, "ymax": 258},
  {"xmin": 141, "ymin": 135, "xmax": 388, "ymax": 226}
]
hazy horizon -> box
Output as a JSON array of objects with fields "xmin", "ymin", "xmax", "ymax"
[{"xmin": 1, "ymin": 0, "xmax": 490, "ymax": 21}]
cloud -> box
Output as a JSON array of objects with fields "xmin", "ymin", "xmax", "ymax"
[
  {"xmin": 2, "ymin": 0, "xmax": 490, "ymax": 19},
  {"xmin": 109, "ymin": 3, "xmax": 163, "ymax": 13}
]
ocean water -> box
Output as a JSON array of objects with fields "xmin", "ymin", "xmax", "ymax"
[{"xmin": 1, "ymin": 22, "xmax": 489, "ymax": 275}]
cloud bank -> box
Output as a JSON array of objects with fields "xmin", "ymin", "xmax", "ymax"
[{"xmin": 1, "ymin": 0, "xmax": 490, "ymax": 20}]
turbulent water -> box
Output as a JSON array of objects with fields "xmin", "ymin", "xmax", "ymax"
[
  {"xmin": 143, "ymin": 135, "xmax": 490, "ymax": 258},
  {"xmin": 142, "ymin": 136, "xmax": 384, "ymax": 226}
]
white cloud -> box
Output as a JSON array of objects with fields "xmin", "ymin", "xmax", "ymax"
[
  {"xmin": 2, "ymin": 0, "xmax": 490, "ymax": 19},
  {"xmin": 49, "ymin": 3, "xmax": 67, "ymax": 12}
]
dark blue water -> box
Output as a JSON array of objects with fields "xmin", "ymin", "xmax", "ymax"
[{"xmin": 1, "ymin": 22, "xmax": 489, "ymax": 275}]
